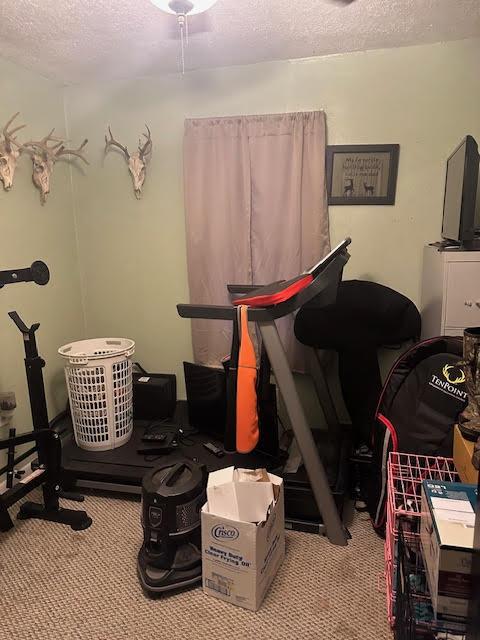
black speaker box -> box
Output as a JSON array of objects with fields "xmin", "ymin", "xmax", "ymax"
[
  {"xmin": 133, "ymin": 364, "xmax": 176, "ymax": 421},
  {"xmin": 183, "ymin": 362, "xmax": 226, "ymax": 439}
]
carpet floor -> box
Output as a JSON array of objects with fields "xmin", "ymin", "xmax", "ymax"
[{"xmin": 0, "ymin": 491, "xmax": 393, "ymax": 640}]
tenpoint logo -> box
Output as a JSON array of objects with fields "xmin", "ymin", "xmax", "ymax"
[
  {"xmin": 212, "ymin": 524, "xmax": 239, "ymax": 541},
  {"xmin": 429, "ymin": 363, "xmax": 467, "ymax": 402},
  {"xmin": 442, "ymin": 364, "xmax": 466, "ymax": 385}
]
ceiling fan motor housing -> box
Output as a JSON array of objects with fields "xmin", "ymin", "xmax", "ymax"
[{"xmin": 168, "ymin": 0, "xmax": 195, "ymax": 15}]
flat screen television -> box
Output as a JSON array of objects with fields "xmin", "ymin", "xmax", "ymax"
[{"xmin": 441, "ymin": 135, "xmax": 480, "ymax": 245}]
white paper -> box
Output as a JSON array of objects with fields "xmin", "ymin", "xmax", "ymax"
[
  {"xmin": 207, "ymin": 466, "xmax": 235, "ymax": 488},
  {"xmin": 436, "ymin": 511, "xmax": 476, "ymax": 526},
  {"xmin": 431, "ymin": 497, "xmax": 474, "ymax": 513},
  {"xmin": 206, "ymin": 467, "xmax": 277, "ymax": 523}
]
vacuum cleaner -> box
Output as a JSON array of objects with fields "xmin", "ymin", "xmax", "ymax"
[{"xmin": 137, "ymin": 459, "xmax": 207, "ymax": 595}]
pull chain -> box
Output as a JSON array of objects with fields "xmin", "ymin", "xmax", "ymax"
[
  {"xmin": 177, "ymin": 14, "xmax": 186, "ymax": 74},
  {"xmin": 180, "ymin": 19, "xmax": 185, "ymax": 74}
]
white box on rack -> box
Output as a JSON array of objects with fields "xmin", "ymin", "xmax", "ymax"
[{"xmin": 420, "ymin": 480, "xmax": 476, "ymax": 629}]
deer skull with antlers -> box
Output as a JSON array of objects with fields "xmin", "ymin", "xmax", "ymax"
[
  {"xmin": 23, "ymin": 130, "xmax": 89, "ymax": 205},
  {"xmin": 105, "ymin": 125, "xmax": 152, "ymax": 199},
  {"xmin": 0, "ymin": 113, "xmax": 26, "ymax": 191}
]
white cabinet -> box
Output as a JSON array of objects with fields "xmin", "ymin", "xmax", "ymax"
[{"xmin": 421, "ymin": 245, "xmax": 480, "ymax": 339}]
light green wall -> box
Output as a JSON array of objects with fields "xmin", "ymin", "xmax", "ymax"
[
  {"xmin": 0, "ymin": 58, "xmax": 84, "ymax": 451},
  {"xmin": 64, "ymin": 63, "xmax": 292, "ymax": 395},
  {"xmin": 65, "ymin": 38, "xmax": 480, "ymax": 398},
  {"xmin": 0, "ymin": 37, "xmax": 478, "ymax": 447}
]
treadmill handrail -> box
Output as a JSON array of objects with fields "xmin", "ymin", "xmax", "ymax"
[
  {"xmin": 177, "ymin": 250, "xmax": 349, "ymax": 322},
  {"xmin": 227, "ymin": 282, "xmax": 284, "ymax": 295},
  {"xmin": 177, "ymin": 304, "xmax": 237, "ymax": 321}
]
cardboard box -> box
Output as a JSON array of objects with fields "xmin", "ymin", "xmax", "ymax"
[
  {"xmin": 420, "ymin": 480, "xmax": 477, "ymax": 629},
  {"xmin": 202, "ymin": 469, "xmax": 285, "ymax": 611},
  {"xmin": 453, "ymin": 425, "xmax": 479, "ymax": 485}
]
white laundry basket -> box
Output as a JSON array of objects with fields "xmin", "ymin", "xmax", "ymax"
[{"xmin": 59, "ymin": 338, "xmax": 135, "ymax": 452}]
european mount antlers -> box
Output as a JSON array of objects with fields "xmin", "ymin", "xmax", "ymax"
[
  {"xmin": 0, "ymin": 112, "xmax": 26, "ymax": 191},
  {"xmin": 105, "ymin": 125, "xmax": 152, "ymax": 199},
  {"xmin": 23, "ymin": 130, "xmax": 89, "ymax": 205}
]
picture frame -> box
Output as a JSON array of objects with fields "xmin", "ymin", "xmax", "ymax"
[{"xmin": 326, "ymin": 144, "xmax": 400, "ymax": 205}]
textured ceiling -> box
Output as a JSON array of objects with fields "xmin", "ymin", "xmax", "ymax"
[{"xmin": 0, "ymin": 0, "xmax": 479, "ymax": 83}]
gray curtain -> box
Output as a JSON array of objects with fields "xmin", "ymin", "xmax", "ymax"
[{"xmin": 184, "ymin": 111, "xmax": 330, "ymax": 368}]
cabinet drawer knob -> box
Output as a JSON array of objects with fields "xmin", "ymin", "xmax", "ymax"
[
  {"xmin": 476, "ymin": 301, "xmax": 480, "ymax": 308},
  {"xmin": 464, "ymin": 300, "xmax": 473, "ymax": 307}
]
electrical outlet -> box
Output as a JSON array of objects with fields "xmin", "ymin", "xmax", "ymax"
[{"xmin": 0, "ymin": 391, "xmax": 17, "ymax": 428}]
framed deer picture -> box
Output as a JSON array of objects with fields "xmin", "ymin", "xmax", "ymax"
[{"xmin": 326, "ymin": 144, "xmax": 400, "ymax": 205}]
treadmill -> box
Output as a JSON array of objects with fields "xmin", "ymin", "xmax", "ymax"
[
  {"xmin": 177, "ymin": 238, "xmax": 352, "ymax": 545},
  {"xmin": 59, "ymin": 239, "xmax": 352, "ymax": 544}
]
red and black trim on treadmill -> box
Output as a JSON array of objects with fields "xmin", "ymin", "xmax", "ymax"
[{"xmin": 232, "ymin": 274, "xmax": 313, "ymax": 308}]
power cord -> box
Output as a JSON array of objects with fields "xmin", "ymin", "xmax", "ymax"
[
  {"xmin": 140, "ymin": 421, "xmax": 199, "ymax": 462},
  {"xmin": 176, "ymin": 426, "xmax": 198, "ymax": 447},
  {"xmin": 143, "ymin": 418, "xmax": 174, "ymax": 435}
]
